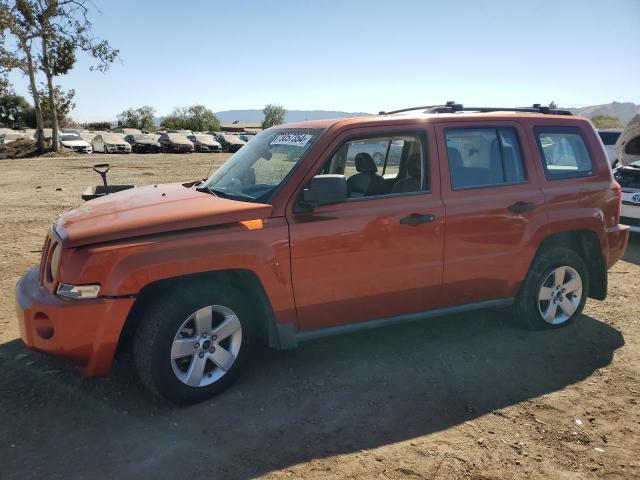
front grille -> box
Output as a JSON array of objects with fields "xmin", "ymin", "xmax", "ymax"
[{"xmin": 621, "ymin": 216, "xmax": 640, "ymax": 227}]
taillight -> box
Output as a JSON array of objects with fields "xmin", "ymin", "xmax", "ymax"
[{"xmin": 613, "ymin": 179, "xmax": 622, "ymax": 222}]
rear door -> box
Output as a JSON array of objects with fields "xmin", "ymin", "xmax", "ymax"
[
  {"xmin": 435, "ymin": 120, "xmax": 546, "ymax": 306},
  {"xmin": 287, "ymin": 125, "xmax": 446, "ymax": 332}
]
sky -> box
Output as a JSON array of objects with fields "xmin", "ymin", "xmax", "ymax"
[{"xmin": 6, "ymin": 0, "xmax": 640, "ymax": 122}]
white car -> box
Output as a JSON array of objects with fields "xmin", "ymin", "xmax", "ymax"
[
  {"xmin": 598, "ymin": 129, "xmax": 623, "ymax": 167},
  {"xmin": 59, "ymin": 133, "xmax": 93, "ymax": 154},
  {"xmin": 614, "ymin": 123, "xmax": 640, "ymax": 232},
  {"xmin": 92, "ymin": 133, "xmax": 132, "ymax": 154}
]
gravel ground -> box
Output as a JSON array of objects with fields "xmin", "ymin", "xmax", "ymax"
[{"xmin": 0, "ymin": 153, "xmax": 638, "ymax": 480}]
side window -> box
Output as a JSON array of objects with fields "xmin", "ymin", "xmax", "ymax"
[
  {"xmin": 321, "ymin": 135, "xmax": 426, "ymax": 198},
  {"xmin": 534, "ymin": 127, "xmax": 593, "ymax": 179},
  {"xmin": 445, "ymin": 127, "xmax": 527, "ymax": 189}
]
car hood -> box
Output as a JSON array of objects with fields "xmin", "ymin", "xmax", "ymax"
[
  {"xmin": 56, "ymin": 183, "xmax": 273, "ymax": 247},
  {"xmin": 61, "ymin": 140, "xmax": 90, "ymax": 147}
]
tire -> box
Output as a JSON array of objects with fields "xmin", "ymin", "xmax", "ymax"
[
  {"xmin": 514, "ymin": 247, "xmax": 589, "ymax": 330},
  {"xmin": 132, "ymin": 283, "xmax": 256, "ymax": 404}
]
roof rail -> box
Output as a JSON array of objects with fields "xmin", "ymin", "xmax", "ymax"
[
  {"xmin": 379, "ymin": 101, "xmax": 462, "ymax": 115},
  {"xmin": 380, "ymin": 102, "xmax": 573, "ymax": 116}
]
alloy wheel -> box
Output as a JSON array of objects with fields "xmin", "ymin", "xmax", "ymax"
[
  {"xmin": 170, "ymin": 305, "xmax": 242, "ymax": 387},
  {"xmin": 537, "ymin": 266, "xmax": 583, "ymax": 325}
]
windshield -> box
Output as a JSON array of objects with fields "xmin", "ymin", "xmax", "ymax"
[
  {"xmin": 60, "ymin": 134, "xmax": 82, "ymax": 142},
  {"xmin": 202, "ymin": 127, "xmax": 324, "ymax": 201},
  {"xmin": 195, "ymin": 135, "xmax": 214, "ymax": 142},
  {"xmin": 102, "ymin": 134, "xmax": 124, "ymax": 143},
  {"xmin": 167, "ymin": 133, "xmax": 191, "ymax": 142}
]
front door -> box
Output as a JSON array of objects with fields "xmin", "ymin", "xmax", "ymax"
[{"xmin": 287, "ymin": 126, "xmax": 445, "ymax": 332}]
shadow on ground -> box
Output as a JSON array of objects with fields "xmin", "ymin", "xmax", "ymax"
[
  {"xmin": 0, "ymin": 308, "xmax": 624, "ymax": 480},
  {"xmin": 623, "ymin": 231, "xmax": 640, "ymax": 265}
]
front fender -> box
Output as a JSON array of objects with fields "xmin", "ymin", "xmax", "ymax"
[{"xmin": 58, "ymin": 218, "xmax": 297, "ymax": 327}]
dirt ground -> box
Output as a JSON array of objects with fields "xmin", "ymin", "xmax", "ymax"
[{"xmin": 0, "ymin": 153, "xmax": 639, "ymax": 480}]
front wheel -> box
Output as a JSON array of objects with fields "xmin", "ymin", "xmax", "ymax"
[
  {"xmin": 514, "ymin": 247, "xmax": 588, "ymax": 330},
  {"xmin": 132, "ymin": 284, "xmax": 254, "ymax": 404}
]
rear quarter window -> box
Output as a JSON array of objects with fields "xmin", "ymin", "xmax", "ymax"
[{"xmin": 534, "ymin": 126, "xmax": 593, "ymax": 180}]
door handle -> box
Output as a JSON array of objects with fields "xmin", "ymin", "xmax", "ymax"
[
  {"xmin": 400, "ymin": 213, "xmax": 435, "ymax": 226},
  {"xmin": 508, "ymin": 201, "xmax": 537, "ymax": 213}
]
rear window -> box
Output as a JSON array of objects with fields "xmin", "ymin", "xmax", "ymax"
[
  {"xmin": 445, "ymin": 127, "xmax": 527, "ymax": 189},
  {"xmin": 535, "ymin": 127, "xmax": 593, "ymax": 179}
]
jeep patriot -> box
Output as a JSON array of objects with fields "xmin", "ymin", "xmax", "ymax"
[{"xmin": 15, "ymin": 103, "xmax": 630, "ymax": 404}]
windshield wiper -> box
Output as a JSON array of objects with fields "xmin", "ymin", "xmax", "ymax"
[{"xmin": 195, "ymin": 185, "xmax": 256, "ymax": 201}]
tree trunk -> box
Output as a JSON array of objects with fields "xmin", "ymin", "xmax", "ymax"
[
  {"xmin": 41, "ymin": 37, "xmax": 59, "ymax": 152},
  {"xmin": 21, "ymin": 42, "xmax": 45, "ymax": 153}
]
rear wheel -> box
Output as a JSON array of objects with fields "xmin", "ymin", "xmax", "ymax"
[
  {"xmin": 514, "ymin": 247, "xmax": 588, "ymax": 330},
  {"xmin": 132, "ymin": 283, "xmax": 254, "ymax": 404}
]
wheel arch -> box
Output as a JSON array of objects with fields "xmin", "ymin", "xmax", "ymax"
[
  {"xmin": 534, "ymin": 229, "xmax": 607, "ymax": 300},
  {"xmin": 117, "ymin": 268, "xmax": 282, "ymax": 354}
]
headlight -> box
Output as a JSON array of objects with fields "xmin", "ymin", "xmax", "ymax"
[{"xmin": 57, "ymin": 283, "xmax": 101, "ymax": 299}]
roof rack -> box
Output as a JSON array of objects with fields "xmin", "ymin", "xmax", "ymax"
[{"xmin": 379, "ymin": 101, "xmax": 573, "ymax": 116}]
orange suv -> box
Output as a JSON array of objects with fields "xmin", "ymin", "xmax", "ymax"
[{"xmin": 15, "ymin": 103, "xmax": 630, "ymax": 404}]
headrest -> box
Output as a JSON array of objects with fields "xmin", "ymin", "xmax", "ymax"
[
  {"xmin": 407, "ymin": 153, "xmax": 421, "ymax": 177},
  {"xmin": 354, "ymin": 153, "xmax": 378, "ymax": 173},
  {"xmin": 447, "ymin": 146, "xmax": 463, "ymax": 166}
]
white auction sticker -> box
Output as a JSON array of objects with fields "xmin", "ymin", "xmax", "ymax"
[{"xmin": 271, "ymin": 133, "xmax": 313, "ymax": 147}]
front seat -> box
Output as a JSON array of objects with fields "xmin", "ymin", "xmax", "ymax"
[
  {"xmin": 392, "ymin": 153, "xmax": 422, "ymax": 193},
  {"xmin": 347, "ymin": 153, "xmax": 384, "ymax": 197}
]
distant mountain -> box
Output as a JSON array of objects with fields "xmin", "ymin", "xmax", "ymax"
[
  {"xmin": 214, "ymin": 109, "xmax": 371, "ymax": 124},
  {"xmin": 569, "ymin": 102, "xmax": 640, "ymax": 125}
]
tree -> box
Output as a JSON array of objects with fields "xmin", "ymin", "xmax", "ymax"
[
  {"xmin": 591, "ymin": 115, "xmax": 624, "ymax": 129},
  {"xmin": 262, "ymin": 104, "xmax": 285, "ymax": 129},
  {"xmin": 160, "ymin": 105, "xmax": 220, "ymax": 132},
  {"xmin": 1, "ymin": 1, "xmax": 46, "ymax": 151},
  {"xmin": 2, "ymin": 0, "xmax": 119, "ymax": 151},
  {"xmin": 118, "ymin": 105, "xmax": 156, "ymax": 131},
  {"xmin": 0, "ymin": 94, "xmax": 35, "ymax": 128},
  {"xmin": 38, "ymin": 84, "xmax": 74, "ymax": 127},
  {"xmin": 187, "ymin": 104, "xmax": 220, "ymax": 132}
]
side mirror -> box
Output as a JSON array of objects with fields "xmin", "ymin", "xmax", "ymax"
[{"xmin": 301, "ymin": 174, "xmax": 347, "ymax": 207}]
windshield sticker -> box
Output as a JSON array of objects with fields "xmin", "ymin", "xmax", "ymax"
[{"xmin": 270, "ymin": 133, "xmax": 313, "ymax": 147}]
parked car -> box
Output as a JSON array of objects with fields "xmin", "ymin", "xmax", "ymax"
[
  {"xmin": 598, "ymin": 128, "xmax": 623, "ymax": 167},
  {"xmin": 214, "ymin": 132, "xmax": 246, "ymax": 152},
  {"xmin": 91, "ymin": 133, "xmax": 132, "ymax": 154},
  {"xmin": 59, "ymin": 133, "xmax": 93, "ymax": 154},
  {"xmin": 15, "ymin": 103, "xmax": 629, "ymax": 404},
  {"xmin": 159, "ymin": 133, "xmax": 194, "ymax": 153},
  {"xmin": 125, "ymin": 134, "xmax": 163, "ymax": 153},
  {"xmin": 187, "ymin": 134, "xmax": 222, "ymax": 152},
  {"xmin": 0, "ymin": 131, "xmax": 31, "ymax": 144},
  {"xmin": 614, "ymin": 122, "xmax": 640, "ymax": 232}
]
